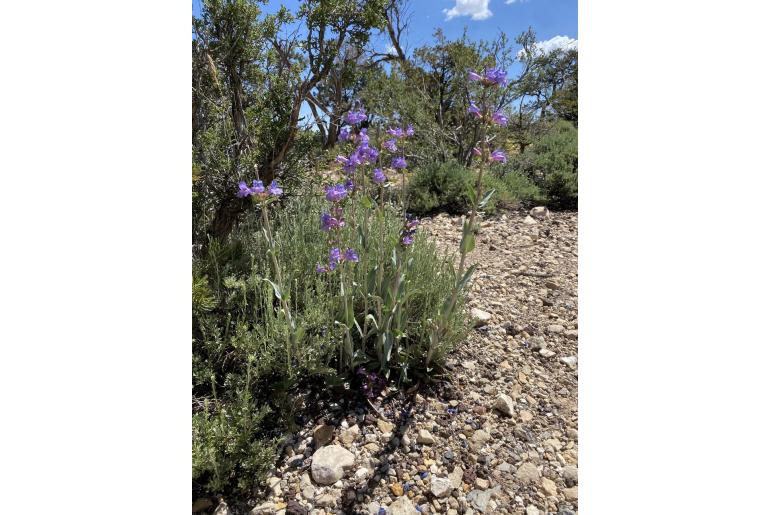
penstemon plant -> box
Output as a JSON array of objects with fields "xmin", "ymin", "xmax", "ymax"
[
  {"xmin": 426, "ymin": 67, "xmax": 509, "ymax": 369},
  {"xmin": 236, "ymin": 178, "xmax": 301, "ymax": 375},
  {"xmin": 315, "ymin": 103, "xmax": 420, "ymax": 380}
]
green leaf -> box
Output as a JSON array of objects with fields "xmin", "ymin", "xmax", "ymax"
[
  {"xmin": 262, "ymin": 278, "xmax": 282, "ymax": 300},
  {"xmin": 478, "ymin": 189, "xmax": 496, "ymax": 209}
]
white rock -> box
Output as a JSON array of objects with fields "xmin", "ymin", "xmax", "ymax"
[
  {"xmin": 560, "ymin": 356, "xmax": 578, "ymax": 368},
  {"xmin": 449, "ymin": 466, "xmax": 464, "ymax": 489},
  {"xmin": 539, "ymin": 348, "xmax": 556, "ymax": 358},
  {"xmin": 515, "ymin": 462, "xmax": 540, "ymax": 483},
  {"xmin": 471, "ymin": 308, "xmax": 493, "ymax": 327},
  {"xmin": 562, "ymin": 464, "xmax": 578, "ymax": 485},
  {"xmin": 493, "ymin": 393, "xmax": 515, "ymax": 417},
  {"xmin": 523, "ymin": 215, "xmax": 538, "ymax": 225},
  {"xmin": 430, "ymin": 476, "xmax": 453, "ymax": 498},
  {"xmin": 311, "ymin": 445, "xmax": 355, "ymax": 485},
  {"xmin": 526, "ymin": 505, "xmax": 541, "ymax": 515},
  {"xmin": 389, "ymin": 495, "xmax": 417, "ymax": 515},
  {"xmin": 214, "ymin": 502, "xmax": 231, "ymax": 515},
  {"xmin": 249, "ymin": 502, "xmax": 274, "ymax": 515},
  {"xmin": 529, "ymin": 206, "xmax": 550, "ymax": 220},
  {"xmin": 417, "ymin": 429, "xmax": 436, "ymax": 445}
]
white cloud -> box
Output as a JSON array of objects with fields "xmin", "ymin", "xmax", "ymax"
[
  {"xmin": 385, "ymin": 44, "xmax": 397, "ymax": 56},
  {"xmin": 505, "ymin": 0, "xmax": 524, "ymax": 4},
  {"xmin": 443, "ymin": 0, "xmax": 492, "ymax": 21},
  {"xmin": 519, "ymin": 35, "xmax": 578, "ymax": 58}
]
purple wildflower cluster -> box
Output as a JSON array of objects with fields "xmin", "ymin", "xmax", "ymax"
[
  {"xmin": 468, "ymin": 67, "xmax": 508, "ymax": 87},
  {"xmin": 237, "ymin": 179, "xmax": 283, "ymax": 200},
  {"xmin": 467, "ymin": 103, "xmax": 508, "ymax": 127},
  {"xmin": 400, "ymin": 215, "xmax": 420, "ymax": 246},
  {"xmin": 316, "ymin": 246, "xmax": 359, "ymax": 273},
  {"xmin": 356, "ymin": 367, "xmax": 386, "ymax": 399}
]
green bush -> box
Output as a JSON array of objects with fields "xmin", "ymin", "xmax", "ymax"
[
  {"xmin": 192, "ymin": 195, "xmax": 468, "ymax": 499},
  {"xmin": 508, "ymin": 120, "xmax": 578, "ymax": 208},
  {"xmin": 407, "ymin": 160, "xmax": 543, "ymax": 215}
]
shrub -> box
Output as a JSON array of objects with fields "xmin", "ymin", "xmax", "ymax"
[
  {"xmin": 192, "ymin": 194, "xmax": 468, "ymax": 499},
  {"xmin": 407, "ymin": 160, "xmax": 544, "ymax": 215},
  {"xmin": 508, "ymin": 120, "xmax": 577, "ymax": 208}
]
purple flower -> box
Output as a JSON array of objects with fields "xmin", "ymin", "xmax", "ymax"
[
  {"xmin": 344, "ymin": 108, "xmax": 367, "ymax": 125},
  {"xmin": 406, "ymin": 217, "xmax": 420, "ymax": 229},
  {"xmin": 383, "ymin": 139, "xmax": 397, "ymax": 152},
  {"xmin": 387, "ymin": 127, "xmax": 404, "ymax": 138},
  {"xmin": 315, "ymin": 263, "xmax": 328, "ymax": 274},
  {"xmin": 490, "ymin": 149, "xmax": 507, "ymax": 163},
  {"xmin": 372, "ymin": 168, "xmax": 387, "ymax": 184},
  {"xmin": 339, "ymin": 127, "xmax": 350, "ymax": 141},
  {"xmin": 237, "ymin": 181, "xmax": 252, "ymax": 198},
  {"xmin": 401, "ymin": 235, "xmax": 414, "ymax": 246},
  {"xmin": 483, "ymin": 68, "xmax": 507, "ymax": 86},
  {"xmin": 344, "ymin": 178, "xmax": 355, "ymax": 192},
  {"xmin": 359, "ymin": 128, "xmax": 369, "ymax": 146},
  {"xmin": 468, "ymin": 102, "xmax": 481, "ymax": 118},
  {"xmin": 468, "ymin": 70, "xmax": 483, "ymax": 82},
  {"xmin": 344, "ymin": 248, "xmax": 359, "ymax": 263},
  {"xmin": 336, "ymin": 155, "xmax": 349, "ymax": 165},
  {"xmin": 472, "ymin": 147, "xmax": 482, "ymax": 156},
  {"xmin": 491, "ymin": 111, "xmax": 508, "ymax": 126},
  {"xmin": 251, "ymin": 180, "xmax": 265, "ymax": 195},
  {"xmin": 405, "ymin": 124, "xmax": 414, "ymax": 137},
  {"xmin": 325, "ymin": 184, "xmax": 348, "ymax": 202},
  {"xmin": 320, "ymin": 212, "xmax": 345, "ymax": 232},
  {"xmin": 392, "ymin": 156, "xmax": 407, "ymax": 169},
  {"xmin": 267, "ymin": 180, "xmax": 283, "ymax": 196},
  {"xmin": 329, "ymin": 247, "xmax": 342, "ymax": 270}
]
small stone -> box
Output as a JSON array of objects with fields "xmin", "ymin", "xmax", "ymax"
[
  {"xmin": 313, "ymin": 424, "xmax": 335, "ymax": 447},
  {"xmin": 301, "ymin": 486, "xmax": 315, "ymax": 500},
  {"xmin": 541, "ymin": 477, "xmax": 557, "ymax": 496},
  {"xmin": 471, "ymin": 308, "xmax": 493, "ymax": 327},
  {"xmin": 528, "ymin": 336, "xmax": 545, "ymax": 351},
  {"xmin": 430, "ymin": 476, "xmax": 453, "ymax": 498},
  {"xmin": 564, "ymin": 486, "xmax": 578, "ymax": 501},
  {"xmin": 547, "ymin": 324, "xmax": 565, "ymax": 334},
  {"xmin": 560, "ymin": 356, "xmax": 578, "ymax": 368},
  {"xmin": 389, "ymin": 495, "xmax": 417, "ymax": 515},
  {"xmin": 461, "ymin": 360, "xmax": 476, "ymax": 370},
  {"xmin": 524, "ymin": 215, "xmax": 538, "ymax": 225},
  {"xmin": 449, "ymin": 466, "xmax": 464, "ymax": 489},
  {"xmin": 315, "ymin": 493, "xmax": 336, "ymax": 508},
  {"xmin": 529, "ymin": 206, "xmax": 550, "ymax": 220},
  {"xmin": 567, "ymin": 428, "xmax": 579, "ymax": 440},
  {"xmin": 493, "ymin": 393, "xmax": 515, "ymax": 417},
  {"xmin": 475, "ymin": 477, "xmax": 490, "ymax": 490},
  {"xmin": 564, "ymin": 329, "xmax": 578, "ymax": 340},
  {"xmin": 250, "ymin": 502, "xmax": 275, "ymax": 515},
  {"xmin": 520, "ymin": 410, "xmax": 534, "ymax": 423},
  {"xmin": 539, "ymin": 348, "xmax": 556, "ymax": 358},
  {"xmin": 214, "ymin": 502, "xmax": 231, "ymax": 515},
  {"xmin": 390, "ymin": 483, "xmax": 404, "ymax": 496},
  {"xmin": 515, "ymin": 462, "xmax": 540, "ymax": 483},
  {"xmin": 467, "ymin": 488, "xmax": 497, "ymax": 512},
  {"xmin": 496, "ymin": 462, "xmax": 512, "ymax": 473},
  {"xmin": 526, "ymin": 505, "xmax": 541, "ymax": 515},
  {"xmin": 377, "ymin": 419, "xmax": 395, "ymax": 434},
  {"xmin": 417, "ymin": 429, "xmax": 436, "ymax": 445},
  {"xmin": 471, "ymin": 429, "xmax": 490, "ymax": 444},
  {"xmin": 311, "ymin": 445, "xmax": 355, "ymax": 485},
  {"xmin": 562, "ymin": 464, "xmax": 578, "ymax": 486}
]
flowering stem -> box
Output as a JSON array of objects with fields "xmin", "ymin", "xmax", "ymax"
[{"xmin": 261, "ymin": 203, "xmax": 295, "ymax": 373}]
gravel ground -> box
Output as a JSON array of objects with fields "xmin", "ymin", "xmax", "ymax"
[{"xmin": 206, "ymin": 208, "xmax": 578, "ymax": 515}]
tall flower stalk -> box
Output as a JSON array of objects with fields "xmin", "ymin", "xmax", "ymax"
[
  {"xmin": 428, "ymin": 67, "xmax": 508, "ymax": 368},
  {"xmin": 236, "ymin": 179, "xmax": 298, "ymax": 372}
]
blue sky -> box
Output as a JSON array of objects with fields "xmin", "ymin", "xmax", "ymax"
[{"xmin": 193, "ymin": 0, "xmax": 577, "ymax": 56}]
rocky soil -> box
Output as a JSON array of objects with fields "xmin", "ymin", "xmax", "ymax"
[{"xmin": 207, "ymin": 208, "xmax": 578, "ymax": 515}]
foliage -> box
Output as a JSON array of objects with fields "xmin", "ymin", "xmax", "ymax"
[
  {"xmin": 407, "ymin": 161, "xmax": 543, "ymax": 215},
  {"xmin": 508, "ymin": 120, "xmax": 578, "ymax": 208},
  {"xmin": 192, "ymin": 192, "xmax": 467, "ymax": 498}
]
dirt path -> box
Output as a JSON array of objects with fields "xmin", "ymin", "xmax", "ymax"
[{"xmin": 246, "ymin": 209, "xmax": 578, "ymax": 515}]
